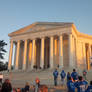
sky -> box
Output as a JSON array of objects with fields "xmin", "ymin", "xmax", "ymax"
[{"xmin": 0, "ymin": 0, "xmax": 92, "ymax": 63}]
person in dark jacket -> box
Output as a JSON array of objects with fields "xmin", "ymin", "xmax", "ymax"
[
  {"xmin": 67, "ymin": 72, "xmax": 71, "ymax": 82},
  {"xmin": 53, "ymin": 69, "xmax": 58, "ymax": 86},
  {"xmin": 24, "ymin": 82, "xmax": 30, "ymax": 92},
  {"xmin": 2, "ymin": 79, "xmax": 12, "ymax": 92},
  {"xmin": 71, "ymin": 69, "xmax": 78, "ymax": 81},
  {"xmin": 67, "ymin": 77, "xmax": 75, "ymax": 92},
  {"xmin": 86, "ymin": 81, "xmax": 92, "ymax": 92},
  {"xmin": 60, "ymin": 70, "xmax": 66, "ymax": 86}
]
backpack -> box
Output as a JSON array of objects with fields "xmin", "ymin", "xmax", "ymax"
[{"xmin": 61, "ymin": 72, "xmax": 66, "ymax": 78}]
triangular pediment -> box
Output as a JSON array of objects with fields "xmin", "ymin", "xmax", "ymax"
[{"xmin": 8, "ymin": 22, "xmax": 73, "ymax": 37}]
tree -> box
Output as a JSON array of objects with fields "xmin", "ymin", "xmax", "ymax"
[
  {"xmin": 0, "ymin": 40, "xmax": 7, "ymax": 60},
  {"xmin": 0, "ymin": 61, "xmax": 8, "ymax": 71}
]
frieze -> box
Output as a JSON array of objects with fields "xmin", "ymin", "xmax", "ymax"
[{"xmin": 10, "ymin": 27, "xmax": 71, "ymax": 41}]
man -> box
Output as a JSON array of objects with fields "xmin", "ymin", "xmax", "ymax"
[
  {"xmin": 2, "ymin": 79, "xmax": 12, "ymax": 92},
  {"xmin": 67, "ymin": 77, "xmax": 76, "ymax": 92},
  {"xmin": 53, "ymin": 69, "xmax": 58, "ymax": 86},
  {"xmin": 83, "ymin": 69, "xmax": 87, "ymax": 80},
  {"xmin": 71, "ymin": 69, "xmax": 78, "ymax": 81},
  {"xmin": 60, "ymin": 70, "xmax": 66, "ymax": 86},
  {"xmin": 86, "ymin": 81, "xmax": 92, "ymax": 92},
  {"xmin": 75, "ymin": 76, "xmax": 88, "ymax": 92}
]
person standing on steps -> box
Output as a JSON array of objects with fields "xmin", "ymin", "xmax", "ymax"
[
  {"xmin": 60, "ymin": 70, "xmax": 66, "ymax": 86},
  {"xmin": 53, "ymin": 69, "xmax": 58, "ymax": 86},
  {"xmin": 82, "ymin": 69, "xmax": 87, "ymax": 80},
  {"xmin": 71, "ymin": 69, "xmax": 78, "ymax": 82},
  {"xmin": 67, "ymin": 72, "xmax": 71, "ymax": 82}
]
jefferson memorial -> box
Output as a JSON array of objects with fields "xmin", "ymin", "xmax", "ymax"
[{"xmin": 8, "ymin": 22, "xmax": 92, "ymax": 71}]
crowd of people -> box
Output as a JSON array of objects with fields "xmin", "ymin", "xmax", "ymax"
[
  {"xmin": 53, "ymin": 68, "xmax": 92, "ymax": 92},
  {"xmin": 0, "ymin": 68, "xmax": 92, "ymax": 92}
]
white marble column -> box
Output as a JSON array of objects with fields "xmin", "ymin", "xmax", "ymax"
[
  {"xmin": 74, "ymin": 39, "xmax": 77, "ymax": 68},
  {"xmin": 23, "ymin": 40, "xmax": 28, "ymax": 70},
  {"xmin": 59, "ymin": 35, "xmax": 63, "ymax": 68},
  {"xmin": 15, "ymin": 41, "xmax": 20, "ymax": 70},
  {"xmin": 82, "ymin": 43, "xmax": 86, "ymax": 67},
  {"xmin": 8, "ymin": 41, "xmax": 13, "ymax": 70},
  {"xmin": 87, "ymin": 45, "xmax": 91, "ymax": 70},
  {"xmin": 69, "ymin": 34, "xmax": 74, "ymax": 67},
  {"xmin": 31, "ymin": 39, "xmax": 36, "ymax": 69},
  {"xmin": 40, "ymin": 38, "xmax": 44, "ymax": 69},
  {"xmin": 50, "ymin": 37, "xmax": 54, "ymax": 69},
  {"xmin": 89, "ymin": 44, "xmax": 92, "ymax": 57},
  {"xmin": 72, "ymin": 36, "xmax": 76, "ymax": 67},
  {"xmin": 14, "ymin": 43, "xmax": 17, "ymax": 69}
]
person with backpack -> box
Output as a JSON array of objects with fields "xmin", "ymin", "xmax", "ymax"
[
  {"xmin": 53, "ymin": 69, "xmax": 58, "ymax": 86},
  {"xmin": 60, "ymin": 70, "xmax": 66, "ymax": 86},
  {"xmin": 71, "ymin": 69, "xmax": 78, "ymax": 82}
]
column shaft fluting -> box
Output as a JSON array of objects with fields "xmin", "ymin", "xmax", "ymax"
[
  {"xmin": 31, "ymin": 39, "xmax": 36, "ymax": 69},
  {"xmin": 59, "ymin": 36, "xmax": 63, "ymax": 68},
  {"xmin": 50, "ymin": 37, "xmax": 54, "ymax": 69},
  {"xmin": 8, "ymin": 41, "xmax": 13, "ymax": 70},
  {"xmin": 72, "ymin": 36, "xmax": 75, "ymax": 67},
  {"xmin": 15, "ymin": 41, "xmax": 20, "ymax": 70},
  {"xmin": 82, "ymin": 43, "xmax": 86, "ymax": 67},
  {"xmin": 40, "ymin": 38, "xmax": 44, "ymax": 69},
  {"xmin": 23, "ymin": 40, "xmax": 28, "ymax": 70},
  {"xmin": 69, "ymin": 34, "xmax": 74, "ymax": 67}
]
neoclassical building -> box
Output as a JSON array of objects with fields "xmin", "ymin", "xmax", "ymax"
[{"xmin": 8, "ymin": 22, "xmax": 92, "ymax": 71}]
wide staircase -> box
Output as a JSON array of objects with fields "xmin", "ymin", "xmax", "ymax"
[{"xmin": 2, "ymin": 67, "xmax": 92, "ymax": 89}]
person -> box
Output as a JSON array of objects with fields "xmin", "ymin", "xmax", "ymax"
[
  {"xmin": 83, "ymin": 69, "xmax": 87, "ymax": 80},
  {"xmin": 12, "ymin": 88, "xmax": 17, "ymax": 92},
  {"xmin": 67, "ymin": 77, "xmax": 76, "ymax": 92},
  {"xmin": 71, "ymin": 69, "xmax": 78, "ymax": 82},
  {"xmin": 53, "ymin": 69, "xmax": 58, "ymax": 86},
  {"xmin": 34, "ymin": 78, "xmax": 40, "ymax": 92},
  {"xmin": 0, "ymin": 73, "xmax": 3, "ymax": 84},
  {"xmin": 86, "ymin": 81, "xmax": 92, "ymax": 92},
  {"xmin": 60, "ymin": 70, "xmax": 66, "ymax": 86},
  {"xmin": 67, "ymin": 72, "xmax": 71, "ymax": 82},
  {"xmin": 1, "ymin": 79, "xmax": 12, "ymax": 92},
  {"xmin": 75, "ymin": 76, "xmax": 88, "ymax": 92},
  {"xmin": 24, "ymin": 82, "xmax": 30, "ymax": 92},
  {"xmin": 16, "ymin": 88, "xmax": 21, "ymax": 92}
]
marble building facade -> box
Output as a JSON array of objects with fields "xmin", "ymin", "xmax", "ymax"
[{"xmin": 8, "ymin": 22, "xmax": 92, "ymax": 70}]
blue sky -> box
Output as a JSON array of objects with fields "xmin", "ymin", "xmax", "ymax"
[{"xmin": 0, "ymin": 0, "xmax": 92, "ymax": 62}]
